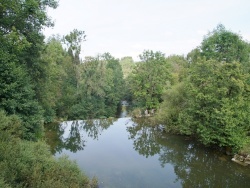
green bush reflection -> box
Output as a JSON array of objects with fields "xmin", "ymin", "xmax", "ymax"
[
  {"xmin": 127, "ymin": 118, "xmax": 250, "ymax": 187},
  {"xmin": 45, "ymin": 118, "xmax": 115, "ymax": 154}
]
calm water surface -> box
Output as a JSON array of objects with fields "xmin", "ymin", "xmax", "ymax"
[{"xmin": 45, "ymin": 117, "xmax": 250, "ymax": 188}]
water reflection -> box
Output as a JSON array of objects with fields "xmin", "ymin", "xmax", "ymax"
[
  {"xmin": 45, "ymin": 117, "xmax": 250, "ymax": 187},
  {"xmin": 62, "ymin": 121, "xmax": 85, "ymax": 152},
  {"xmin": 83, "ymin": 118, "xmax": 115, "ymax": 140},
  {"xmin": 45, "ymin": 118, "xmax": 115, "ymax": 154},
  {"xmin": 157, "ymin": 135, "xmax": 250, "ymax": 187},
  {"xmin": 127, "ymin": 118, "xmax": 250, "ymax": 187},
  {"xmin": 127, "ymin": 118, "xmax": 163, "ymax": 157}
]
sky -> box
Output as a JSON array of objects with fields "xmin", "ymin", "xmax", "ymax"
[{"xmin": 43, "ymin": 0, "xmax": 250, "ymax": 61}]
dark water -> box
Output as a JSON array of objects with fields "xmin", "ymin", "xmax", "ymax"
[{"xmin": 45, "ymin": 118, "xmax": 250, "ymax": 188}]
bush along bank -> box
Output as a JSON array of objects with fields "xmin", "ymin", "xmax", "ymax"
[{"xmin": 0, "ymin": 111, "xmax": 98, "ymax": 188}]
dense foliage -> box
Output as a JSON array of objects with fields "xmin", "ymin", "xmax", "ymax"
[
  {"xmin": 181, "ymin": 60, "xmax": 250, "ymax": 150},
  {"xmin": 151, "ymin": 25, "xmax": 250, "ymax": 151},
  {"xmin": 0, "ymin": 0, "xmax": 105, "ymax": 187},
  {"xmin": 38, "ymin": 36, "xmax": 125, "ymax": 121},
  {"xmin": 0, "ymin": 111, "xmax": 97, "ymax": 188},
  {"xmin": 1, "ymin": 0, "xmax": 250, "ymax": 185},
  {"xmin": 0, "ymin": 0, "xmax": 58, "ymax": 140},
  {"xmin": 200, "ymin": 24, "xmax": 249, "ymax": 63},
  {"xmin": 125, "ymin": 25, "xmax": 250, "ymax": 151},
  {"xmin": 128, "ymin": 50, "xmax": 171, "ymax": 110},
  {"xmin": 70, "ymin": 53, "xmax": 124, "ymax": 119},
  {"xmin": 0, "ymin": 1, "xmax": 125, "ymax": 183}
]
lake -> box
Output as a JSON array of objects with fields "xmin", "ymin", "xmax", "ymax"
[{"xmin": 45, "ymin": 117, "xmax": 250, "ymax": 188}]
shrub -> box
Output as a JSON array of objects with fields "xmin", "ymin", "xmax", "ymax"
[{"xmin": 0, "ymin": 111, "xmax": 98, "ymax": 188}]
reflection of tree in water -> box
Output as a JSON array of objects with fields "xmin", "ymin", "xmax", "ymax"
[
  {"xmin": 127, "ymin": 118, "xmax": 164, "ymax": 158},
  {"xmin": 127, "ymin": 118, "xmax": 250, "ymax": 187},
  {"xmin": 44, "ymin": 122, "xmax": 65, "ymax": 155},
  {"xmin": 63, "ymin": 121, "xmax": 86, "ymax": 153},
  {"xmin": 45, "ymin": 118, "xmax": 115, "ymax": 154},
  {"xmin": 81, "ymin": 118, "xmax": 115, "ymax": 140},
  {"xmin": 158, "ymin": 135, "xmax": 250, "ymax": 187}
]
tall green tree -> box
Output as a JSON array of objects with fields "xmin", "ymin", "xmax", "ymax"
[
  {"xmin": 166, "ymin": 55, "xmax": 188, "ymax": 84},
  {"xmin": 200, "ymin": 24, "xmax": 250, "ymax": 64},
  {"xmin": 179, "ymin": 60, "xmax": 250, "ymax": 151},
  {"xmin": 155, "ymin": 55, "xmax": 189, "ymax": 131},
  {"xmin": 0, "ymin": 0, "xmax": 58, "ymax": 82},
  {"xmin": 0, "ymin": 61, "xmax": 43, "ymax": 140},
  {"xmin": 0, "ymin": 0, "xmax": 58, "ymax": 139},
  {"xmin": 187, "ymin": 48, "xmax": 201, "ymax": 64},
  {"xmin": 64, "ymin": 29, "xmax": 86, "ymax": 65},
  {"xmin": 64, "ymin": 29, "xmax": 86, "ymax": 92},
  {"xmin": 119, "ymin": 56, "xmax": 135, "ymax": 102},
  {"xmin": 129, "ymin": 50, "xmax": 171, "ymax": 110},
  {"xmin": 119, "ymin": 56, "xmax": 135, "ymax": 78},
  {"xmin": 74, "ymin": 56, "xmax": 107, "ymax": 119},
  {"xmin": 104, "ymin": 53, "xmax": 124, "ymax": 116},
  {"xmin": 40, "ymin": 36, "xmax": 76, "ymax": 121},
  {"xmin": 69, "ymin": 53, "xmax": 124, "ymax": 119}
]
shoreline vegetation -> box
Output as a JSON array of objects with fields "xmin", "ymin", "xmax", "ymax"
[
  {"xmin": 1, "ymin": 0, "xmax": 250, "ymax": 187},
  {"xmin": 0, "ymin": 111, "xmax": 98, "ymax": 188}
]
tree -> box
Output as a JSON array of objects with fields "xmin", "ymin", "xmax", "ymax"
[
  {"xmin": 0, "ymin": 0, "xmax": 58, "ymax": 81},
  {"xmin": 75, "ymin": 56, "xmax": 108, "ymax": 119},
  {"xmin": 63, "ymin": 29, "xmax": 86, "ymax": 92},
  {"xmin": 129, "ymin": 50, "xmax": 171, "ymax": 110},
  {"xmin": 0, "ymin": 60, "xmax": 43, "ymax": 140},
  {"xmin": 69, "ymin": 53, "xmax": 124, "ymax": 119},
  {"xmin": 104, "ymin": 53, "xmax": 125, "ymax": 116},
  {"xmin": 64, "ymin": 29, "xmax": 86, "ymax": 65},
  {"xmin": 155, "ymin": 55, "xmax": 189, "ymax": 127},
  {"xmin": 119, "ymin": 56, "xmax": 135, "ymax": 102},
  {"xmin": 186, "ymin": 48, "xmax": 201, "ymax": 64},
  {"xmin": 166, "ymin": 55, "xmax": 188, "ymax": 84},
  {"xmin": 0, "ymin": 0, "xmax": 58, "ymax": 139},
  {"xmin": 119, "ymin": 56, "xmax": 135, "ymax": 78},
  {"xmin": 179, "ymin": 59, "xmax": 250, "ymax": 151},
  {"xmin": 155, "ymin": 82, "xmax": 188, "ymax": 133},
  {"xmin": 200, "ymin": 24, "xmax": 250, "ymax": 64},
  {"xmin": 40, "ymin": 36, "xmax": 76, "ymax": 122}
]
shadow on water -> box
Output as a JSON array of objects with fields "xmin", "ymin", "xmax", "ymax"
[{"xmin": 128, "ymin": 118, "xmax": 250, "ymax": 188}]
